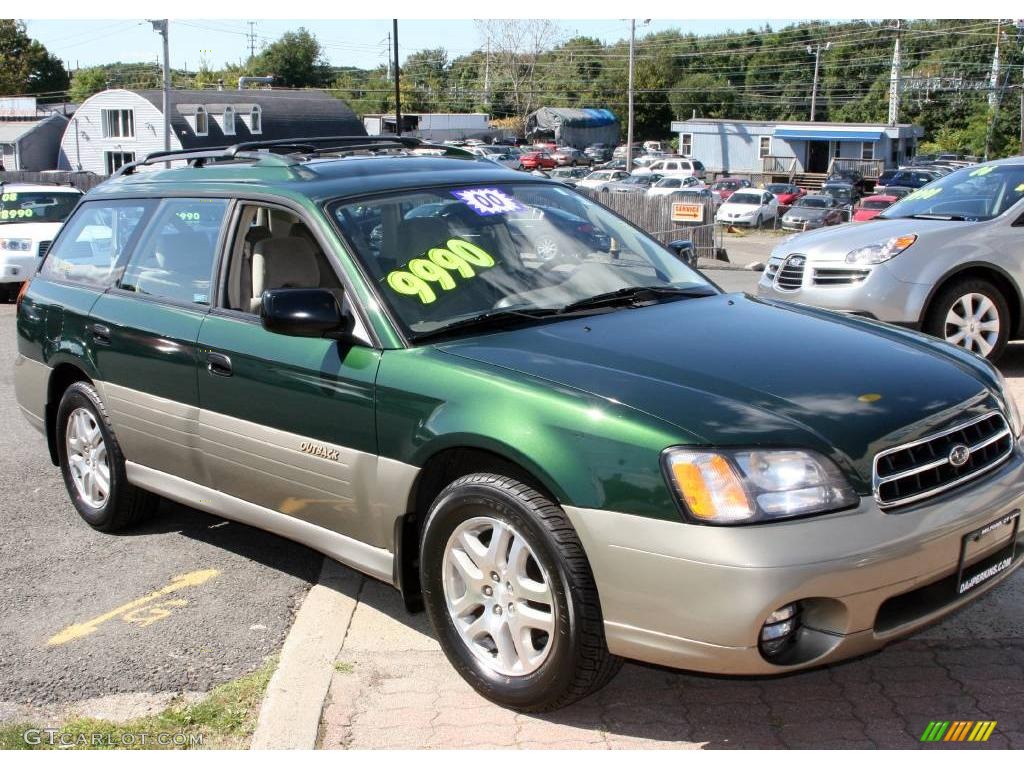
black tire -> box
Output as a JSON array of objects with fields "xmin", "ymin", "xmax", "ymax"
[
  {"xmin": 56, "ymin": 381, "xmax": 158, "ymax": 532},
  {"xmin": 420, "ymin": 473, "xmax": 621, "ymax": 712},
  {"xmin": 923, "ymin": 278, "xmax": 1010, "ymax": 361},
  {"xmin": 754, "ymin": 214, "xmax": 763, "ymax": 229}
]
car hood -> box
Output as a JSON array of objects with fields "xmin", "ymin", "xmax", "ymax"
[
  {"xmin": 0, "ymin": 221, "xmax": 63, "ymax": 239},
  {"xmin": 784, "ymin": 208, "xmax": 827, "ymax": 220},
  {"xmin": 436, "ymin": 294, "xmax": 1000, "ymax": 492},
  {"xmin": 770, "ymin": 216, "xmax": 976, "ymax": 263},
  {"xmin": 719, "ymin": 202, "xmax": 760, "ymax": 214}
]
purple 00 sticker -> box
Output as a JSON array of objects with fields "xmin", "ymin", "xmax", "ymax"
[{"xmin": 451, "ymin": 188, "xmax": 525, "ymax": 216}]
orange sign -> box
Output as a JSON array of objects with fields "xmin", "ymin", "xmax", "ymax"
[{"xmin": 671, "ymin": 202, "xmax": 704, "ymax": 223}]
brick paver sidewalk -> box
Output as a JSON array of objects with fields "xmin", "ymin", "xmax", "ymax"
[{"xmin": 318, "ymin": 577, "xmax": 1024, "ymax": 749}]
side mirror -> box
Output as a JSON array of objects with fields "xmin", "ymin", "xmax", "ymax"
[{"xmin": 260, "ymin": 288, "xmax": 353, "ymax": 339}]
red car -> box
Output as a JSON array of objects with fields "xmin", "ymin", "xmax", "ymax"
[
  {"xmin": 765, "ymin": 182, "xmax": 806, "ymax": 207},
  {"xmin": 852, "ymin": 194, "xmax": 899, "ymax": 222},
  {"xmin": 710, "ymin": 177, "xmax": 751, "ymax": 201},
  {"xmin": 520, "ymin": 151, "xmax": 558, "ymax": 170}
]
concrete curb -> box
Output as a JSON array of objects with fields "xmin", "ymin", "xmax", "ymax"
[{"xmin": 251, "ymin": 559, "xmax": 361, "ymax": 750}]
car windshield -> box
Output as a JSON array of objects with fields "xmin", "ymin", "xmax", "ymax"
[
  {"xmin": 880, "ymin": 163, "xmax": 1024, "ymax": 221},
  {"xmin": 328, "ymin": 184, "xmax": 714, "ymax": 338},
  {"xmin": 655, "ymin": 178, "xmax": 681, "ymax": 188},
  {"xmin": 765, "ymin": 184, "xmax": 791, "ymax": 193},
  {"xmin": 796, "ymin": 197, "xmax": 828, "ymax": 209},
  {"xmin": 727, "ymin": 193, "xmax": 761, "ymax": 205},
  {"xmin": 713, "ymin": 181, "xmax": 739, "ymax": 190},
  {"xmin": 588, "ymin": 171, "xmax": 613, "ymax": 180},
  {"xmin": 861, "ymin": 199, "xmax": 892, "ymax": 210},
  {"xmin": 0, "ymin": 190, "xmax": 81, "ymax": 225}
]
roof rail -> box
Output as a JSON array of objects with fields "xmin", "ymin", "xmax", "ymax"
[
  {"xmin": 111, "ymin": 146, "xmax": 302, "ymax": 178},
  {"xmin": 110, "ymin": 134, "xmax": 478, "ymax": 179}
]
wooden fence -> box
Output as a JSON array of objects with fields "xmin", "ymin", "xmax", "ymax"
[
  {"xmin": 0, "ymin": 171, "xmax": 108, "ymax": 192},
  {"xmin": 578, "ymin": 188, "xmax": 723, "ymax": 260}
]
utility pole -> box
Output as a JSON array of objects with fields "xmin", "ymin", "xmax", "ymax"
[
  {"xmin": 247, "ymin": 22, "xmax": 257, "ymax": 61},
  {"xmin": 149, "ymin": 20, "xmax": 171, "ymax": 159},
  {"xmin": 393, "ymin": 19, "xmax": 401, "ymax": 137},
  {"xmin": 483, "ymin": 22, "xmax": 491, "ymax": 107},
  {"xmin": 627, "ymin": 19, "xmax": 636, "ymax": 172},
  {"xmin": 888, "ymin": 21, "xmax": 902, "ymax": 127},
  {"xmin": 807, "ymin": 41, "xmax": 831, "ymax": 122},
  {"xmin": 988, "ymin": 20, "xmax": 1002, "ymax": 111}
]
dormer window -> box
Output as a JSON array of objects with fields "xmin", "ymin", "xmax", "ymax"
[
  {"xmin": 250, "ymin": 105, "xmax": 262, "ymax": 134},
  {"xmin": 222, "ymin": 106, "xmax": 236, "ymax": 136},
  {"xmin": 195, "ymin": 106, "xmax": 208, "ymax": 136}
]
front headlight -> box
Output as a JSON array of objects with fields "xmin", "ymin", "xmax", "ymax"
[
  {"xmin": 845, "ymin": 234, "xmax": 916, "ymax": 265},
  {"xmin": 663, "ymin": 447, "xmax": 858, "ymax": 525},
  {"xmin": 0, "ymin": 238, "xmax": 32, "ymax": 252}
]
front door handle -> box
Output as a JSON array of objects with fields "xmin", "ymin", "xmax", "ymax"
[
  {"xmin": 207, "ymin": 352, "xmax": 232, "ymax": 377},
  {"xmin": 90, "ymin": 323, "xmax": 111, "ymax": 346}
]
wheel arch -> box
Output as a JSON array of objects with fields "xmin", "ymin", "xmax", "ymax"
[
  {"xmin": 920, "ymin": 262, "xmax": 1024, "ymax": 338},
  {"xmin": 393, "ymin": 443, "xmax": 566, "ymax": 613},
  {"xmin": 45, "ymin": 361, "xmax": 93, "ymax": 466}
]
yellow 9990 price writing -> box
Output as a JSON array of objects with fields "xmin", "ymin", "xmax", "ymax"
[{"xmin": 386, "ymin": 238, "xmax": 495, "ymax": 304}]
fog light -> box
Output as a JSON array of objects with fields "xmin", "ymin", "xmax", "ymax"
[{"xmin": 760, "ymin": 602, "xmax": 801, "ymax": 658}]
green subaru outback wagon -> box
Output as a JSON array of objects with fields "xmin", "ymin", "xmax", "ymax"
[{"xmin": 14, "ymin": 137, "xmax": 1024, "ymax": 711}]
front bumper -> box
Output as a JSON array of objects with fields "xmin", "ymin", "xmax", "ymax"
[
  {"xmin": 0, "ymin": 251, "xmax": 37, "ymax": 283},
  {"xmin": 756, "ymin": 257, "xmax": 931, "ymax": 324},
  {"xmin": 564, "ymin": 451, "xmax": 1024, "ymax": 675}
]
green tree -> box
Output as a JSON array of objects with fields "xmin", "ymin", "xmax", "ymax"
[
  {"xmin": 0, "ymin": 19, "xmax": 69, "ymax": 99},
  {"xmin": 254, "ymin": 28, "xmax": 330, "ymax": 88},
  {"xmin": 68, "ymin": 67, "xmax": 110, "ymax": 102}
]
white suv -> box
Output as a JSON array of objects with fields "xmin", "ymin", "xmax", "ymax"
[
  {"xmin": 0, "ymin": 184, "xmax": 82, "ymax": 300},
  {"xmin": 632, "ymin": 158, "xmax": 706, "ymax": 180}
]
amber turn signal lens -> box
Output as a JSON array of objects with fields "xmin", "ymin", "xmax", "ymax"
[{"xmin": 669, "ymin": 452, "xmax": 753, "ymax": 522}]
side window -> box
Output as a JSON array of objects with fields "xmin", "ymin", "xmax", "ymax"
[
  {"xmin": 222, "ymin": 203, "xmax": 344, "ymax": 314},
  {"xmin": 40, "ymin": 200, "xmax": 153, "ymax": 287},
  {"xmin": 118, "ymin": 198, "xmax": 228, "ymax": 305}
]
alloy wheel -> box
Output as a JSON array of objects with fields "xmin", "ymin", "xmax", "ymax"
[
  {"xmin": 944, "ymin": 292, "xmax": 1000, "ymax": 357},
  {"xmin": 442, "ymin": 516, "xmax": 556, "ymax": 677},
  {"xmin": 65, "ymin": 407, "xmax": 110, "ymax": 509}
]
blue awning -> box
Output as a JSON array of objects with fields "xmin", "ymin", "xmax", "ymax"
[{"xmin": 773, "ymin": 128, "xmax": 884, "ymax": 142}]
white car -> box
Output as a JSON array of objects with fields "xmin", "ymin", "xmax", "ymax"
[
  {"xmin": 714, "ymin": 187, "xmax": 779, "ymax": 228},
  {"xmin": 632, "ymin": 157, "xmax": 707, "ymax": 180},
  {"xmin": 577, "ymin": 169, "xmax": 630, "ymax": 190},
  {"xmin": 0, "ymin": 184, "xmax": 82, "ymax": 299},
  {"xmin": 647, "ymin": 176, "xmax": 707, "ymax": 198}
]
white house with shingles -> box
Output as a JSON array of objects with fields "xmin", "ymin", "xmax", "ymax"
[{"xmin": 58, "ymin": 88, "xmax": 364, "ymax": 175}]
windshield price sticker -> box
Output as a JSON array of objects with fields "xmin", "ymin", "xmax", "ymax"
[
  {"xmin": 387, "ymin": 238, "xmax": 496, "ymax": 304},
  {"xmin": 0, "ymin": 192, "xmax": 18, "ymax": 202},
  {"xmin": 0, "ymin": 209, "xmax": 32, "ymax": 220},
  {"xmin": 969, "ymin": 165, "xmax": 996, "ymax": 177},
  {"xmin": 451, "ymin": 188, "xmax": 525, "ymax": 216},
  {"xmin": 903, "ymin": 187, "xmax": 942, "ymax": 202}
]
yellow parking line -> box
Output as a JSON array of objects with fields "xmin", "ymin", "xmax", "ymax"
[{"xmin": 47, "ymin": 569, "xmax": 220, "ymax": 646}]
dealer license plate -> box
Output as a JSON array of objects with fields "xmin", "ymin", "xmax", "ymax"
[{"xmin": 956, "ymin": 510, "xmax": 1020, "ymax": 596}]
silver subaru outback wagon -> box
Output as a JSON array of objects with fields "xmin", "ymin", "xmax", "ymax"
[{"xmin": 758, "ymin": 157, "xmax": 1024, "ymax": 361}]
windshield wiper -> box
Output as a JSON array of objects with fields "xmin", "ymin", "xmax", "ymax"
[
  {"xmin": 413, "ymin": 286, "xmax": 717, "ymax": 343},
  {"xmin": 902, "ymin": 213, "xmax": 969, "ymax": 221},
  {"xmin": 558, "ymin": 285, "xmax": 717, "ymax": 314},
  {"xmin": 412, "ymin": 307, "xmax": 561, "ymax": 342}
]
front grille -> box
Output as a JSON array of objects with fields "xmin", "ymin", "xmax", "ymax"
[
  {"xmin": 37, "ymin": 240, "xmax": 52, "ymax": 258},
  {"xmin": 774, "ymin": 254, "xmax": 805, "ymax": 290},
  {"xmin": 873, "ymin": 412, "xmax": 1013, "ymax": 509},
  {"xmin": 812, "ymin": 267, "xmax": 870, "ymax": 286}
]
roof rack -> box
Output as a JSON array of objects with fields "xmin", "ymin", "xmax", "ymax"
[{"xmin": 111, "ymin": 134, "xmax": 478, "ymax": 179}]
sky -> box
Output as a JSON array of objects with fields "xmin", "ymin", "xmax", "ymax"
[{"xmin": 23, "ymin": 19, "xmax": 796, "ymax": 73}]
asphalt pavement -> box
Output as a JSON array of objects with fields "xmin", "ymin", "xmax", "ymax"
[{"xmin": 0, "ymin": 305, "xmax": 321, "ymax": 721}]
